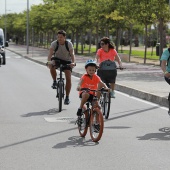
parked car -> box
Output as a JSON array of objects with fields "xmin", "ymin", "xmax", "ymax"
[{"xmin": 0, "ymin": 28, "xmax": 8, "ymax": 65}]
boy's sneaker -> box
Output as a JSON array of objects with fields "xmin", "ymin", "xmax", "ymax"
[
  {"xmin": 110, "ymin": 90, "xmax": 115, "ymax": 98},
  {"xmin": 51, "ymin": 81, "xmax": 57, "ymax": 89},
  {"xmin": 77, "ymin": 108, "xmax": 82, "ymax": 116},
  {"xmin": 77, "ymin": 116, "xmax": 83, "ymax": 126},
  {"xmin": 64, "ymin": 98, "xmax": 70, "ymax": 105},
  {"xmin": 93, "ymin": 123, "xmax": 100, "ymax": 133}
]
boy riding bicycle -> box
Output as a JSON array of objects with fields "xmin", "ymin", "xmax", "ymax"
[{"xmin": 76, "ymin": 59, "xmax": 109, "ymax": 118}]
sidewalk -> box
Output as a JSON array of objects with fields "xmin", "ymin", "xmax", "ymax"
[{"xmin": 6, "ymin": 43, "xmax": 170, "ymax": 107}]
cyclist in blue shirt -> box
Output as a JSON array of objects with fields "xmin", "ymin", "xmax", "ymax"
[{"xmin": 161, "ymin": 48, "xmax": 170, "ymax": 85}]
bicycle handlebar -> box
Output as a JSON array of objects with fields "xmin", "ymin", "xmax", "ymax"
[
  {"xmin": 80, "ymin": 87, "xmax": 109, "ymax": 92},
  {"xmin": 48, "ymin": 57, "xmax": 76, "ymax": 67},
  {"xmin": 96, "ymin": 65, "xmax": 126, "ymax": 70}
]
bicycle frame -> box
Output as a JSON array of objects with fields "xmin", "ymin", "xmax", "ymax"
[{"xmin": 51, "ymin": 58, "xmax": 65, "ymax": 112}]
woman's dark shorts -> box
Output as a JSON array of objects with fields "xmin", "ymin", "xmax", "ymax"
[{"xmin": 97, "ymin": 69, "xmax": 117, "ymax": 83}]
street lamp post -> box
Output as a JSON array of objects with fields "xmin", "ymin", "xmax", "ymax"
[
  {"xmin": 26, "ymin": 0, "xmax": 29, "ymax": 54},
  {"xmin": 5, "ymin": 0, "xmax": 7, "ymax": 47}
]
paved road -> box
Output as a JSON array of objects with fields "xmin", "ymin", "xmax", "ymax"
[
  {"xmin": 5, "ymin": 43, "xmax": 170, "ymax": 108},
  {"xmin": 1, "ymin": 50, "xmax": 170, "ymax": 170}
]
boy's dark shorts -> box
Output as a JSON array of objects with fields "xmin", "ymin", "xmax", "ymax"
[
  {"xmin": 97, "ymin": 69, "xmax": 117, "ymax": 83},
  {"xmin": 79, "ymin": 92, "xmax": 94, "ymax": 102}
]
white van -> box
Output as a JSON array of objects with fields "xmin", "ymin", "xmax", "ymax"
[{"xmin": 0, "ymin": 28, "xmax": 8, "ymax": 65}]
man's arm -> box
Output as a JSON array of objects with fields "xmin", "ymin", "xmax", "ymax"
[
  {"xmin": 161, "ymin": 60, "xmax": 167, "ymax": 73},
  {"xmin": 47, "ymin": 47, "xmax": 54, "ymax": 69},
  {"xmin": 47, "ymin": 47, "xmax": 54, "ymax": 61},
  {"xmin": 69, "ymin": 49, "xmax": 76, "ymax": 67},
  {"xmin": 161, "ymin": 60, "xmax": 170, "ymax": 78}
]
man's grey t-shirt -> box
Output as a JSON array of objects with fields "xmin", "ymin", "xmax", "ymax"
[{"xmin": 51, "ymin": 40, "xmax": 73, "ymax": 61}]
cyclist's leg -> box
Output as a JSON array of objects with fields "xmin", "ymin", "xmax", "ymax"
[
  {"xmin": 50, "ymin": 67, "xmax": 57, "ymax": 88},
  {"xmin": 79, "ymin": 93, "xmax": 90, "ymax": 108},
  {"xmin": 50, "ymin": 67, "xmax": 57, "ymax": 80},
  {"xmin": 77, "ymin": 93, "xmax": 91, "ymax": 116}
]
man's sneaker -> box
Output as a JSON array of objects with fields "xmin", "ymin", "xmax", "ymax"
[
  {"xmin": 51, "ymin": 81, "xmax": 57, "ymax": 89},
  {"xmin": 64, "ymin": 98, "xmax": 70, "ymax": 105},
  {"xmin": 77, "ymin": 108, "xmax": 82, "ymax": 116},
  {"xmin": 110, "ymin": 90, "xmax": 115, "ymax": 98}
]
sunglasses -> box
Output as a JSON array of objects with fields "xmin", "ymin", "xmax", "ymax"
[{"xmin": 100, "ymin": 42, "xmax": 105, "ymax": 46}]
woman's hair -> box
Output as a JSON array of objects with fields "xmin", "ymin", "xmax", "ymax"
[{"xmin": 100, "ymin": 37, "xmax": 114, "ymax": 49}]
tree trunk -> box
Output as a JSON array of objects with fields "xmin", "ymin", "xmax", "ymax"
[
  {"xmin": 129, "ymin": 23, "xmax": 133, "ymax": 62},
  {"xmin": 144, "ymin": 24, "xmax": 148, "ymax": 64}
]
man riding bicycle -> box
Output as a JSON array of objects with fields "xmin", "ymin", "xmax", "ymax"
[
  {"xmin": 95, "ymin": 37, "xmax": 123, "ymax": 98},
  {"xmin": 47, "ymin": 30, "xmax": 76, "ymax": 105}
]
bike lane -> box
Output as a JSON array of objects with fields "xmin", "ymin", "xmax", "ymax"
[{"xmin": 6, "ymin": 43, "xmax": 169, "ymax": 107}]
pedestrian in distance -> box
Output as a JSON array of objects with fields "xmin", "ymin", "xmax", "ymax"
[
  {"xmin": 76, "ymin": 59, "xmax": 109, "ymax": 117},
  {"xmin": 95, "ymin": 37, "xmax": 123, "ymax": 98},
  {"xmin": 47, "ymin": 30, "xmax": 76, "ymax": 105}
]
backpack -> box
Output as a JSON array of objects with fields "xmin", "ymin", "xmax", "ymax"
[
  {"xmin": 54, "ymin": 40, "xmax": 70, "ymax": 56},
  {"xmin": 99, "ymin": 60, "xmax": 117, "ymax": 70}
]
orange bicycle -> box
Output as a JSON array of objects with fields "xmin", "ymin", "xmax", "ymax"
[{"xmin": 76, "ymin": 88, "xmax": 108, "ymax": 142}]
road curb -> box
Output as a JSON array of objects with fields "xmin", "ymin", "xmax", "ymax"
[
  {"xmin": 8, "ymin": 48, "xmax": 169, "ymax": 108},
  {"xmin": 115, "ymin": 84, "xmax": 168, "ymax": 107}
]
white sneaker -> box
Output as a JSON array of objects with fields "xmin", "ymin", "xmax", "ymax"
[{"xmin": 110, "ymin": 91, "xmax": 115, "ymax": 98}]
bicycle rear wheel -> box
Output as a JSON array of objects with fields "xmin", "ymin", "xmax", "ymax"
[
  {"xmin": 78, "ymin": 106, "xmax": 88, "ymax": 137},
  {"xmin": 89, "ymin": 108, "xmax": 104, "ymax": 142},
  {"xmin": 58, "ymin": 81, "xmax": 63, "ymax": 112},
  {"xmin": 104, "ymin": 92, "xmax": 111, "ymax": 119}
]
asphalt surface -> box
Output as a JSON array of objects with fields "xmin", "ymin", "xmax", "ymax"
[{"xmin": 5, "ymin": 43, "xmax": 170, "ymax": 108}]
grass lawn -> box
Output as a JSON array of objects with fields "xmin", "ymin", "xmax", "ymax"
[{"xmin": 76, "ymin": 44, "xmax": 160, "ymax": 60}]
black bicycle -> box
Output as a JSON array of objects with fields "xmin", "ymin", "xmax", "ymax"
[
  {"xmin": 100, "ymin": 83, "xmax": 111, "ymax": 119},
  {"xmin": 77, "ymin": 88, "xmax": 108, "ymax": 142},
  {"xmin": 51, "ymin": 58, "xmax": 69, "ymax": 112},
  {"xmin": 98, "ymin": 66, "xmax": 125, "ymax": 119}
]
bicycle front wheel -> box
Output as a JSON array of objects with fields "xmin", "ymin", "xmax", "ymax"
[
  {"xmin": 78, "ymin": 106, "xmax": 88, "ymax": 137},
  {"xmin": 58, "ymin": 81, "xmax": 63, "ymax": 112},
  {"xmin": 104, "ymin": 93, "xmax": 111, "ymax": 119},
  {"xmin": 89, "ymin": 108, "xmax": 104, "ymax": 142}
]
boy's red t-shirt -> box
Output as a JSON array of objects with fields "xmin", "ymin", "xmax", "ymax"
[
  {"xmin": 80, "ymin": 74, "xmax": 101, "ymax": 95},
  {"xmin": 97, "ymin": 48, "xmax": 117, "ymax": 63}
]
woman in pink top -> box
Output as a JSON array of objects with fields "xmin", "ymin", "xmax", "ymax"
[{"xmin": 96, "ymin": 37, "xmax": 123, "ymax": 98}]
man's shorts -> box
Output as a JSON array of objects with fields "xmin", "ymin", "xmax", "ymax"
[
  {"xmin": 97, "ymin": 69, "xmax": 117, "ymax": 83},
  {"xmin": 51, "ymin": 57, "xmax": 72, "ymax": 72}
]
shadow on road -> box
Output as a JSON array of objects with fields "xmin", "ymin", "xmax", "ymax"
[
  {"xmin": 52, "ymin": 136, "xmax": 98, "ymax": 149},
  {"xmin": 21, "ymin": 108, "xmax": 62, "ymax": 117},
  {"xmin": 137, "ymin": 127, "xmax": 170, "ymax": 141}
]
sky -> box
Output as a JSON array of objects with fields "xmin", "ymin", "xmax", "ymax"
[{"xmin": 0, "ymin": 0, "xmax": 44, "ymax": 15}]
